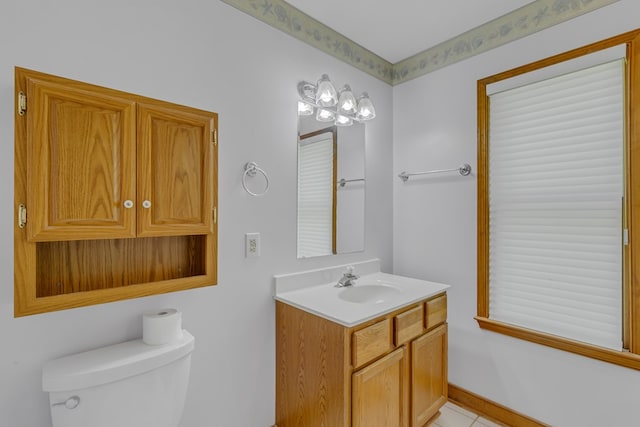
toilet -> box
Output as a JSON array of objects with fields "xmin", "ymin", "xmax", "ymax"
[{"xmin": 42, "ymin": 330, "xmax": 194, "ymax": 427}]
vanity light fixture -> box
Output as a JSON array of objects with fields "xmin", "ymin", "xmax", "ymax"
[
  {"xmin": 335, "ymin": 114, "xmax": 353, "ymax": 127},
  {"xmin": 337, "ymin": 85, "xmax": 357, "ymax": 115},
  {"xmin": 315, "ymin": 74, "xmax": 338, "ymax": 107},
  {"xmin": 297, "ymin": 74, "xmax": 376, "ymax": 126},
  {"xmin": 356, "ymin": 92, "xmax": 376, "ymax": 121},
  {"xmin": 297, "ymin": 101, "xmax": 314, "ymax": 116},
  {"xmin": 316, "ymin": 108, "xmax": 335, "ymax": 122}
]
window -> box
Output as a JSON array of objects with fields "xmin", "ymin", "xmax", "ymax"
[{"xmin": 477, "ymin": 29, "xmax": 640, "ymax": 369}]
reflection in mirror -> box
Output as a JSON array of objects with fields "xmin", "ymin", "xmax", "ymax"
[{"xmin": 297, "ymin": 114, "xmax": 365, "ymax": 258}]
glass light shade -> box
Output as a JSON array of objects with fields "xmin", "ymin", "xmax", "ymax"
[
  {"xmin": 315, "ymin": 74, "xmax": 338, "ymax": 107},
  {"xmin": 316, "ymin": 108, "xmax": 335, "ymax": 122},
  {"xmin": 298, "ymin": 101, "xmax": 314, "ymax": 116},
  {"xmin": 335, "ymin": 114, "xmax": 353, "ymax": 126},
  {"xmin": 337, "ymin": 85, "xmax": 357, "ymax": 115},
  {"xmin": 356, "ymin": 92, "xmax": 376, "ymax": 121}
]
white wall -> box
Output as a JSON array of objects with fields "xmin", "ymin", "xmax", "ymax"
[
  {"xmin": 393, "ymin": 1, "xmax": 640, "ymax": 426},
  {"xmin": 0, "ymin": 1, "xmax": 393, "ymax": 425}
]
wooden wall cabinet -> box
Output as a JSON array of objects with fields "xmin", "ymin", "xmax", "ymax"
[
  {"xmin": 14, "ymin": 67, "xmax": 218, "ymax": 316},
  {"xmin": 276, "ymin": 293, "xmax": 448, "ymax": 427}
]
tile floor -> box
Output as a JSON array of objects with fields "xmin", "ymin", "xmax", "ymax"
[{"xmin": 427, "ymin": 402, "xmax": 505, "ymax": 427}]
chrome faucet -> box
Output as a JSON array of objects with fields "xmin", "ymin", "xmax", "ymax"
[{"xmin": 335, "ymin": 266, "xmax": 359, "ymax": 287}]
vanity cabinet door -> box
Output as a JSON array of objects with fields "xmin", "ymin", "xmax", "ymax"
[
  {"xmin": 411, "ymin": 323, "xmax": 448, "ymax": 426},
  {"xmin": 137, "ymin": 103, "xmax": 214, "ymax": 237},
  {"xmin": 25, "ymin": 74, "xmax": 137, "ymax": 241},
  {"xmin": 352, "ymin": 346, "xmax": 409, "ymax": 427}
]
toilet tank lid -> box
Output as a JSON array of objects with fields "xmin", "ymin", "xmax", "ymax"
[{"xmin": 42, "ymin": 330, "xmax": 194, "ymax": 392}]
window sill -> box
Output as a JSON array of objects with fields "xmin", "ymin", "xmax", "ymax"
[{"xmin": 475, "ymin": 316, "xmax": 640, "ymax": 371}]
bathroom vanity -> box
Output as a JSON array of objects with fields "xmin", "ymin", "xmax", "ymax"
[{"xmin": 274, "ymin": 262, "xmax": 449, "ymax": 427}]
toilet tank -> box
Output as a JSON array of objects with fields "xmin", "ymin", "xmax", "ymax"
[{"xmin": 42, "ymin": 330, "xmax": 194, "ymax": 427}]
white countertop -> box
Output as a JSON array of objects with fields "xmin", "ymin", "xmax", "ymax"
[{"xmin": 274, "ymin": 270, "xmax": 450, "ymax": 327}]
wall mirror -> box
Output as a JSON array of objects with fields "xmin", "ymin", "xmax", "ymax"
[{"xmin": 297, "ymin": 113, "xmax": 365, "ymax": 258}]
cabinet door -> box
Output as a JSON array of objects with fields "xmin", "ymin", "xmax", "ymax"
[
  {"xmin": 352, "ymin": 346, "xmax": 408, "ymax": 427},
  {"xmin": 412, "ymin": 323, "xmax": 448, "ymax": 426},
  {"xmin": 26, "ymin": 73, "xmax": 137, "ymax": 241},
  {"xmin": 137, "ymin": 102, "xmax": 214, "ymax": 237}
]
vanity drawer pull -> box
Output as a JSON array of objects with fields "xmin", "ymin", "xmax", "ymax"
[
  {"xmin": 425, "ymin": 294, "xmax": 447, "ymax": 330},
  {"xmin": 394, "ymin": 305, "xmax": 424, "ymax": 346},
  {"xmin": 352, "ymin": 318, "xmax": 392, "ymax": 369}
]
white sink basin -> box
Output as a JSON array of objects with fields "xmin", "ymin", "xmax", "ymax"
[
  {"xmin": 274, "ymin": 266, "xmax": 450, "ymax": 327},
  {"xmin": 338, "ymin": 283, "xmax": 402, "ymax": 304}
]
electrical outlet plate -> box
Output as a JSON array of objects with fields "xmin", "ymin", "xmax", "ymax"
[{"xmin": 245, "ymin": 232, "xmax": 260, "ymax": 257}]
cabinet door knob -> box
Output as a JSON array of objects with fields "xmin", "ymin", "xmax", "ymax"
[
  {"xmin": 123, "ymin": 200, "xmax": 134, "ymax": 209},
  {"xmin": 142, "ymin": 200, "xmax": 152, "ymax": 209}
]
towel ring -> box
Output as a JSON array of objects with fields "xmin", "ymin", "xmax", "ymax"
[{"xmin": 242, "ymin": 162, "xmax": 269, "ymax": 196}]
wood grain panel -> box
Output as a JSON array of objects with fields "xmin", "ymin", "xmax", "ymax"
[
  {"xmin": 36, "ymin": 236, "xmax": 205, "ymax": 297},
  {"xmin": 628, "ymin": 29, "xmax": 640, "ymax": 355},
  {"xmin": 425, "ymin": 294, "xmax": 447, "ymax": 330},
  {"xmin": 394, "ymin": 304, "xmax": 424, "ymax": 346},
  {"xmin": 352, "ymin": 346, "xmax": 407, "ymax": 427},
  {"xmin": 137, "ymin": 101, "xmax": 213, "ymax": 237},
  {"xmin": 412, "ymin": 323, "xmax": 448, "ymax": 426},
  {"xmin": 476, "ymin": 316, "xmax": 640, "ymax": 370},
  {"xmin": 448, "ymin": 383, "xmax": 551, "ymax": 427},
  {"xmin": 275, "ymin": 302, "xmax": 350, "ymax": 427},
  {"xmin": 477, "ymin": 75, "xmax": 490, "ymax": 319},
  {"xmin": 26, "ymin": 72, "xmax": 136, "ymax": 241},
  {"xmin": 352, "ymin": 318, "xmax": 392, "ymax": 369},
  {"xmin": 14, "ymin": 68, "xmax": 37, "ymax": 317}
]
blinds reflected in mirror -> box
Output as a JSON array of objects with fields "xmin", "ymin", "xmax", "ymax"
[{"xmin": 297, "ymin": 132, "xmax": 335, "ymax": 258}]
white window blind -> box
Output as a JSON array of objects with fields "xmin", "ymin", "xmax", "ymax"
[
  {"xmin": 488, "ymin": 59, "xmax": 625, "ymax": 350},
  {"xmin": 297, "ymin": 134, "xmax": 334, "ymax": 258}
]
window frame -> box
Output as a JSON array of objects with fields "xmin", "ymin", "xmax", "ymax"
[{"xmin": 476, "ymin": 29, "xmax": 640, "ymax": 369}]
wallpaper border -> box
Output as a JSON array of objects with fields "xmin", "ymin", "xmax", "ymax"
[{"xmin": 220, "ymin": 0, "xmax": 620, "ymax": 85}]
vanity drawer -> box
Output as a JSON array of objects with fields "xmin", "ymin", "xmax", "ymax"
[
  {"xmin": 352, "ymin": 318, "xmax": 392, "ymax": 369},
  {"xmin": 425, "ymin": 294, "xmax": 447, "ymax": 330},
  {"xmin": 394, "ymin": 304, "xmax": 424, "ymax": 346}
]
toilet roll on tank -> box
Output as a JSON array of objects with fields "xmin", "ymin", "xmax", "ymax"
[{"xmin": 142, "ymin": 308, "xmax": 183, "ymax": 345}]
